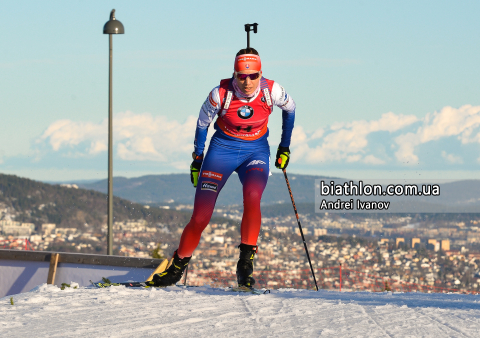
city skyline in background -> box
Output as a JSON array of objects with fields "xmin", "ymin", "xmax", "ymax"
[{"xmin": 1, "ymin": 1, "xmax": 480, "ymax": 182}]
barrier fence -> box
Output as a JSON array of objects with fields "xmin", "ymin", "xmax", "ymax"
[
  {"xmin": 186, "ymin": 265, "xmax": 480, "ymax": 295},
  {"xmin": 0, "ymin": 239, "xmax": 34, "ymax": 251},
  {"xmin": 1, "ymin": 243, "xmax": 477, "ymax": 295}
]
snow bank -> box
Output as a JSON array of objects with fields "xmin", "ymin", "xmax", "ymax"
[{"xmin": 2, "ymin": 284, "xmax": 480, "ymax": 337}]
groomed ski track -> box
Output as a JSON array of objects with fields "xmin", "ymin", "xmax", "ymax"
[{"xmin": 2, "ymin": 284, "xmax": 480, "ymax": 337}]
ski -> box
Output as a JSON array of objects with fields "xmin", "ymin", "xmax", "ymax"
[
  {"xmin": 89, "ymin": 280, "xmax": 199, "ymax": 289},
  {"xmin": 229, "ymin": 286, "xmax": 270, "ymax": 295},
  {"xmin": 90, "ymin": 280, "xmax": 270, "ymax": 294},
  {"xmin": 90, "ymin": 280, "xmax": 156, "ymax": 288}
]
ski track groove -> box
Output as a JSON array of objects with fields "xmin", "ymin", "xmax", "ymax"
[
  {"xmin": 413, "ymin": 307, "xmax": 471, "ymax": 338},
  {"xmin": 240, "ymin": 296, "xmax": 260, "ymax": 324},
  {"xmin": 341, "ymin": 301, "xmax": 385, "ymax": 337},
  {"xmin": 367, "ymin": 304, "xmax": 434, "ymax": 337},
  {"xmin": 352, "ymin": 297, "xmax": 480, "ymax": 338},
  {"xmin": 362, "ymin": 304, "xmax": 424, "ymax": 337},
  {"xmin": 442, "ymin": 308, "xmax": 480, "ymax": 336},
  {"xmin": 369, "ymin": 302, "xmax": 474, "ymax": 337},
  {"xmin": 61, "ymin": 292, "xmax": 228, "ymax": 337}
]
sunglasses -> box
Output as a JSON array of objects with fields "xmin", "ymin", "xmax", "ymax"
[{"xmin": 236, "ymin": 72, "xmax": 261, "ymax": 81}]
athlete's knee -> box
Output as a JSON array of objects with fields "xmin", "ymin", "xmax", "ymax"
[
  {"xmin": 189, "ymin": 212, "xmax": 211, "ymax": 230},
  {"xmin": 243, "ymin": 188, "xmax": 263, "ymax": 203}
]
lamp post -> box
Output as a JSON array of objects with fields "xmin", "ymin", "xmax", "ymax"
[{"xmin": 103, "ymin": 9, "xmax": 124, "ymax": 255}]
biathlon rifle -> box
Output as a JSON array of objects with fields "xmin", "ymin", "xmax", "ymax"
[{"xmin": 244, "ymin": 23, "xmax": 258, "ymax": 49}]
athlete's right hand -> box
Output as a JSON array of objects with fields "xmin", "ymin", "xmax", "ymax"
[{"xmin": 190, "ymin": 153, "xmax": 204, "ymax": 187}]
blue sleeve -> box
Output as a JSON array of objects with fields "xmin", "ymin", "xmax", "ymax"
[
  {"xmin": 280, "ymin": 109, "xmax": 295, "ymax": 147},
  {"xmin": 194, "ymin": 126, "xmax": 209, "ymax": 158}
]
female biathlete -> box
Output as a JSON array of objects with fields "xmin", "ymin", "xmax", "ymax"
[{"xmin": 152, "ymin": 47, "xmax": 296, "ymax": 288}]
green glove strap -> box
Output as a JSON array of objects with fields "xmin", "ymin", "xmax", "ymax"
[
  {"xmin": 190, "ymin": 164, "xmax": 200, "ymax": 187},
  {"xmin": 275, "ymin": 146, "xmax": 290, "ymax": 170},
  {"xmin": 279, "ymin": 153, "xmax": 289, "ymax": 169}
]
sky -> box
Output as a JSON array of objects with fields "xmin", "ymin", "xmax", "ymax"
[{"xmin": 1, "ymin": 0, "xmax": 480, "ymax": 182}]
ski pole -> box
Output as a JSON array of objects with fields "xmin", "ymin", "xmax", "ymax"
[
  {"xmin": 244, "ymin": 23, "xmax": 258, "ymax": 49},
  {"xmin": 183, "ymin": 265, "xmax": 189, "ymax": 286},
  {"xmin": 282, "ymin": 169, "xmax": 319, "ymax": 291}
]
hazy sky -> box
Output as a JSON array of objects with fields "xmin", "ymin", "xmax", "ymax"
[{"xmin": 1, "ymin": 0, "xmax": 480, "ymax": 182}]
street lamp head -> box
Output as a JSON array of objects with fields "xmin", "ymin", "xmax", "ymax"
[{"xmin": 103, "ymin": 9, "xmax": 124, "ymax": 34}]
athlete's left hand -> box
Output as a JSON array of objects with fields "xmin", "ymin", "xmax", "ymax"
[
  {"xmin": 190, "ymin": 152, "xmax": 204, "ymax": 187},
  {"xmin": 275, "ymin": 146, "xmax": 290, "ymax": 170}
]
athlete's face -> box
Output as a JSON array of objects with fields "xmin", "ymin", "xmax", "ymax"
[{"xmin": 235, "ymin": 70, "xmax": 262, "ymax": 96}]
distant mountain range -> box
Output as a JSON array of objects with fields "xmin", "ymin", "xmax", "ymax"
[
  {"xmin": 76, "ymin": 173, "xmax": 335, "ymax": 208},
  {"xmin": 0, "ymin": 173, "xmax": 195, "ymax": 231},
  {"xmin": 74, "ymin": 174, "xmax": 480, "ymax": 214},
  {"xmin": 1, "ymin": 172, "xmax": 478, "ymax": 233}
]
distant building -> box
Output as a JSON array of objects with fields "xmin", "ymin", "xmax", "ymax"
[
  {"xmin": 113, "ymin": 219, "xmax": 148, "ymax": 232},
  {"xmin": 213, "ymin": 236, "xmax": 224, "ymax": 244},
  {"xmin": 30, "ymin": 235, "xmax": 42, "ymax": 242},
  {"xmin": 275, "ymin": 226, "xmax": 290, "ymax": 233},
  {"xmin": 427, "ymin": 239, "xmax": 440, "ymax": 251},
  {"xmin": 441, "ymin": 239, "xmax": 450, "ymax": 251},
  {"xmin": 396, "ymin": 238, "xmax": 405, "ymax": 247},
  {"xmin": 55, "ymin": 227, "xmax": 77, "ymax": 236},
  {"xmin": 296, "ymin": 228, "xmax": 309, "ymax": 236},
  {"xmin": 0, "ymin": 220, "xmax": 35, "ymax": 236},
  {"xmin": 42, "ymin": 223, "xmax": 56, "ymax": 236},
  {"xmin": 314, "ymin": 228, "xmax": 327, "ymax": 236},
  {"xmin": 411, "ymin": 238, "xmax": 421, "ymax": 249}
]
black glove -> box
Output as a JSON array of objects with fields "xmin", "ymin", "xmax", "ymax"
[
  {"xmin": 190, "ymin": 153, "xmax": 203, "ymax": 187},
  {"xmin": 275, "ymin": 146, "xmax": 290, "ymax": 170}
]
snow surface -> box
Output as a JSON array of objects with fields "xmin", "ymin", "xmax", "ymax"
[{"xmin": 2, "ymin": 284, "xmax": 480, "ymax": 337}]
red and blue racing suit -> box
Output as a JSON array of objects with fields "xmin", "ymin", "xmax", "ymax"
[{"xmin": 177, "ymin": 77, "xmax": 296, "ymax": 258}]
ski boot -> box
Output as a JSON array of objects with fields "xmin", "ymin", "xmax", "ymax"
[
  {"xmin": 236, "ymin": 244, "xmax": 258, "ymax": 288},
  {"xmin": 152, "ymin": 251, "xmax": 191, "ymax": 287}
]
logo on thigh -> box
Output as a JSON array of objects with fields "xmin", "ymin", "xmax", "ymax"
[
  {"xmin": 201, "ymin": 181, "xmax": 218, "ymax": 193},
  {"xmin": 246, "ymin": 159, "xmax": 267, "ymax": 173},
  {"xmin": 201, "ymin": 171, "xmax": 223, "ymax": 181},
  {"xmin": 246, "ymin": 167, "xmax": 264, "ymax": 174},
  {"xmin": 247, "ymin": 160, "xmax": 266, "ymax": 167}
]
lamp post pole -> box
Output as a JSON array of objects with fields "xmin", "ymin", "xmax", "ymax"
[
  {"xmin": 107, "ymin": 32, "xmax": 113, "ymax": 256},
  {"xmin": 103, "ymin": 9, "xmax": 124, "ymax": 255}
]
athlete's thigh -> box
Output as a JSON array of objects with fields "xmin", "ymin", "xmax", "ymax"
[
  {"xmin": 196, "ymin": 144, "xmax": 238, "ymax": 196},
  {"xmin": 236, "ymin": 151, "xmax": 270, "ymax": 188}
]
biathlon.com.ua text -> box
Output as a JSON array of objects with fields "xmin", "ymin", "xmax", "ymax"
[{"xmin": 317, "ymin": 180, "xmax": 440, "ymax": 212}]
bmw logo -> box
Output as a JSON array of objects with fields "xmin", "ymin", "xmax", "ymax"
[{"xmin": 237, "ymin": 105, "xmax": 254, "ymax": 119}]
